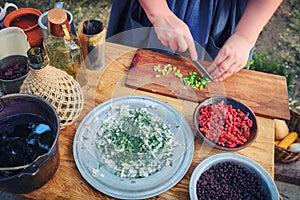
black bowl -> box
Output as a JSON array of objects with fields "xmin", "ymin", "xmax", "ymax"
[
  {"xmin": 0, "ymin": 55, "xmax": 29, "ymax": 94},
  {"xmin": 193, "ymin": 96, "xmax": 258, "ymax": 151}
]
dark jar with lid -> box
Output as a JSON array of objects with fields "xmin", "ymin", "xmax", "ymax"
[{"xmin": 43, "ymin": 8, "xmax": 85, "ymax": 84}]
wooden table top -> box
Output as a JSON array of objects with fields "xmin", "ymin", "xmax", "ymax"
[{"xmin": 18, "ymin": 42, "xmax": 277, "ymax": 200}]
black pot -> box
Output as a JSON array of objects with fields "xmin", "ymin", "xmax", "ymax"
[{"xmin": 0, "ymin": 94, "xmax": 60, "ymax": 194}]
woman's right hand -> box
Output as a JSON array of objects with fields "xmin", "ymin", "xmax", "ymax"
[
  {"xmin": 151, "ymin": 12, "xmax": 198, "ymax": 60},
  {"xmin": 139, "ymin": 0, "xmax": 198, "ymax": 60}
]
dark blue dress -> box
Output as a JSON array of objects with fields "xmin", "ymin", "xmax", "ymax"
[{"xmin": 106, "ymin": 0, "xmax": 248, "ymax": 61}]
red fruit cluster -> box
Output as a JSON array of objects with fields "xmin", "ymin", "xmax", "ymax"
[{"xmin": 198, "ymin": 100, "xmax": 253, "ymax": 148}]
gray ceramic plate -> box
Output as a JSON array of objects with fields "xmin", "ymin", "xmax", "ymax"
[{"xmin": 73, "ymin": 95, "xmax": 194, "ymax": 199}]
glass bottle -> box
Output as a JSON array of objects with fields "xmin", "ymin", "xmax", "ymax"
[
  {"xmin": 20, "ymin": 47, "xmax": 84, "ymax": 129},
  {"xmin": 43, "ymin": 8, "xmax": 85, "ymax": 84}
]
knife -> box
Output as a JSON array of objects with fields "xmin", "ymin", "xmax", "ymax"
[
  {"xmin": 191, "ymin": 59, "xmax": 214, "ymax": 82},
  {"xmin": 179, "ymin": 51, "xmax": 214, "ymax": 82}
]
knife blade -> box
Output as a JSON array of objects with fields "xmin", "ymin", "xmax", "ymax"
[
  {"xmin": 191, "ymin": 60, "xmax": 214, "ymax": 82},
  {"xmin": 180, "ymin": 51, "xmax": 214, "ymax": 82}
]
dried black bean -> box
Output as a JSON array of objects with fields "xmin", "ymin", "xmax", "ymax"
[{"xmin": 196, "ymin": 162, "xmax": 267, "ymax": 200}]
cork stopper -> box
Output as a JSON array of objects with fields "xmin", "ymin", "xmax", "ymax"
[{"xmin": 47, "ymin": 8, "xmax": 70, "ymax": 37}]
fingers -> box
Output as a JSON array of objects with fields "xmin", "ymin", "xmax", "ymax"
[
  {"xmin": 206, "ymin": 33, "xmax": 254, "ymax": 81},
  {"xmin": 208, "ymin": 56, "xmax": 243, "ymax": 82},
  {"xmin": 207, "ymin": 45, "xmax": 247, "ymax": 81},
  {"xmin": 176, "ymin": 34, "xmax": 198, "ymax": 60},
  {"xmin": 215, "ymin": 62, "xmax": 242, "ymax": 81},
  {"xmin": 152, "ymin": 14, "xmax": 198, "ymax": 60},
  {"xmin": 169, "ymin": 38, "xmax": 179, "ymax": 51},
  {"xmin": 154, "ymin": 27, "xmax": 197, "ymax": 60},
  {"xmin": 157, "ymin": 30, "xmax": 185, "ymax": 51},
  {"xmin": 209, "ymin": 51, "xmax": 232, "ymax": 79},
  {"xmin": 176, "ymin": 35, "xmax": 188, "ymax": 52},
  {"xmin": 165, "ymin": 32, "xmax": 196, "ymax": 60},
  {"xmin": 186, "ymin": 34, "xmax": 198, "ymax": 60}
]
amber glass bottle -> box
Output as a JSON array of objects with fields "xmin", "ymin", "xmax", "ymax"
[{"xmin": 43, "ymin": 8, "xmax": 84, "ymax": 82}]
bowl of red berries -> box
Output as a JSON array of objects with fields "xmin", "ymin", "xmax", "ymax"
[{"xmin": 193, "ymin": 96, "xmax": 258, "ymax": 151}]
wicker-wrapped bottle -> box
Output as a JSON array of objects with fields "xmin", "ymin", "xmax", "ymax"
[{"xmin": 20, "ymin": 47, "xmax": 84, "ymax": 129}]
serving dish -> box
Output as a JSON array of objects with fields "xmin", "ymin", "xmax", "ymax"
[
  {"xmin": 193, "ymin": 96, "xmax": 257, "ymax": 151},
  {"xmin": 73, "ymin": 95, "xmax": 194, "ymax": 199},
  {"xmin": 189, "ymin": 153, "xmax": 279, "ymax": 200}
]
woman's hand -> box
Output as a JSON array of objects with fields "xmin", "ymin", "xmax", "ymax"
[
  {"xmin": 151, "ymin": 12, "xmax": 198, "ymax": 60},
  {"xmin": 207, "ymin": 33, "xmax": 254, "ymax": 81},
  {"xmin": 139, "ymin": 0, "xmax": 197, "ymax": 60},
  {"xmin": 207, "ymin": 0, "xmax": 283, "ymax": 82}
]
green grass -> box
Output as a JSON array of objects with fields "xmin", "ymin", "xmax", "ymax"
[
  {"xmin": 251, "ymin": 0, "xmax": 300, "ymax": 112},
  {"xmin": 250, "ymin": 52, "xmax": 295, "ymax": 99}
]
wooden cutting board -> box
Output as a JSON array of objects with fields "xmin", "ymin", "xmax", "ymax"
[{"xmin": 125, "ymin": 49, "xmax": 290, "ymax": 120}]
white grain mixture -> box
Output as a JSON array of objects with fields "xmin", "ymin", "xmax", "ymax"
[{"xmin": 95, "ymin": 106, "xmax": 174, "ymax": 178}]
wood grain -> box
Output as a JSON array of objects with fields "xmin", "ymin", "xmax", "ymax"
[
  {"xmin": 126, "ymin": 49, "xmax": 290, "ymax": 120},
  {"xmin": 17, "ymin": 43, "xmax": 276, "ymax": 200}
]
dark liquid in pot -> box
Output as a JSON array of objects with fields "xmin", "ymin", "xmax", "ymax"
[{"xmin": 0, "ymin": 113, "xmax": 55, "ymax": 169}]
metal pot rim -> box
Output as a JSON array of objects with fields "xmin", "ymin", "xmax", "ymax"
[
  {"xmin": 0, "ymin": 151, "xmax": 50, "ymax": 171},
  {"xmin": 38, "ymin": 9, "xmax": 73, "ymax": 30},
  {"xmin": 0, "ymin": 94, "xmax": 60, "ymax": 172}
]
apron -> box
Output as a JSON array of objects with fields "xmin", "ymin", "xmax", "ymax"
[{"xmin": 106, "ymin": 0, "xmax": 248, "ymax": 61}]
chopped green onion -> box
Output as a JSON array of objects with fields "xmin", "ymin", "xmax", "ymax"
[{"xmin": 153, "ymin": 63, "xmax": 210, "ymax": 90}]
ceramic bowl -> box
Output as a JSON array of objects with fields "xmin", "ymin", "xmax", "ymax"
[
  {"xmin": 0, "ymin": 55, "xmax": 29, "ymax": 94},
  {"xmin": 189, "ymin": 153, "xmax": 279, "ymax": 199},
  {"xmin": 38, "ymin": 9, "xmax": 76, "ymax": 39},
  {"xmin": 4, "ymin": 8, "xmax": 42, "ymax": 47},
  {"xmin": 0, "ymin": 27, "xmax": 30, "ymax": 60},
  {"xmin": 193, "ymin": 96, "xmax": 257, "ymax": 151},
  {"xmin": 0, "ymin": 27, "xmax": 30, "ymax": 94}
]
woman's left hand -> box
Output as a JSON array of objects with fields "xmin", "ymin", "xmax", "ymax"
[{"xmin": 207, "ymin": 33, "xmax": 254, "ymax": 82}]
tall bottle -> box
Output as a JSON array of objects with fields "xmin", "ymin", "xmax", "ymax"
[
  {"xmin": 20, "ymin": 47, "xmax": 84, "ymax": 129},
  {"xmin": 43, "ymin": 8, "xmax": 85, "ymax": 84}
]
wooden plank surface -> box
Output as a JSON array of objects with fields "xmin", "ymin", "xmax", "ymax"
[
  {"xmin": 126, "ymin": 49, "xmax": 290, "ymax": 120},
  {"xmin": 17, "ymin": 43, "xmax": 275, "ymax": 200}
]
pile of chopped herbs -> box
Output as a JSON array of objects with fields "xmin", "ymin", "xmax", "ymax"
[
  {"xmin": 95, "ymin": 106, "xmax": 174, "ymax": 178},
  {"xmin": 153, "ymin": 64, "xmax": 211, "ymax": 90}
]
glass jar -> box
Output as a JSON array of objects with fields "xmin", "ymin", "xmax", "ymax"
[{"xmin": 43, "ymin": 8, "xmax": 84, "ymax": 83}]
